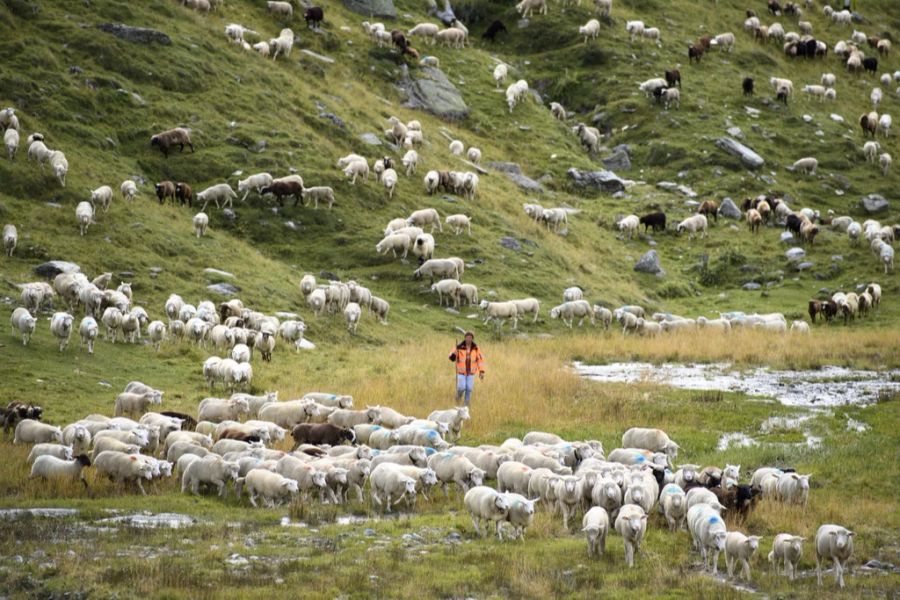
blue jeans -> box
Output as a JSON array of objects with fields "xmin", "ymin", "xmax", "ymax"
[{"xmin": 456, "ymin": 374, "xmax": 475, "ymax": 405}]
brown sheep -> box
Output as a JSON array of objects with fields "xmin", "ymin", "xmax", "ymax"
[
  {"xmin": 665, "ymin": 69, "xmax": 681, "ymax": 88},
  {"xmin": 688, "ymin": 44, "xmax": 704, "ymax": 63},
  {"xmin": 150, "ymin": 127, "xmax": 194, "ymax": 158},
  {"xmin": 391, "ymin": 30, "xmax": 409, "ymax": 52},
  {"xmin": 290, "ymin": 423, "xmax": 355, "ymax": 450},
  {"xmin": 698, "ymin": 200, "xmax": 719, "ymax": 223},
  {"xmin": 155, "ymin": 181, "xmax": 176, "ymax": 205},
  {"xmin": 800, "ymin": 221, "xmax": 819, "ymax": 244},
  {"xmin": 260, "ymin": 180, "xmax": 303, "ymax": 206},
  {"xmin": 808, "ymin": 299, "xmax": 822, "ymax": 323},
  {"xmin": 175, "ymin": 182, "xmax": 193, "ymax": 207},
  {"xmin": 860, "ymin": 113, "xmax": 877, "ymax": 138},
  {"xmin": 746, "ymin": 209, "xmax": 762, "ymax": 233},
  {"xmin": 218, "ymin": 428, "xmax": 263, "ymax": 443}
]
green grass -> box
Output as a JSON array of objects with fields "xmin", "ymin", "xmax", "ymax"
[{"xmin": 1, "ymin": 0, "xmax": 899, "ymax": 597}]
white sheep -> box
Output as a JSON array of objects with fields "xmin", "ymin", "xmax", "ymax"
[
  {"xmin": 344, "ymin": 302, "xmax": 361, "ymax": 333},
  {"xmin": 615, "ymin": 504, "xmax": 648, "ymax": 567},
  {"xmin": 617, "ymin": 214, "xmax": 640, "ymax": 239},
  {"xmin": 369, "ymin": 464, "xmax": 418, "ymax": 512},
  {"xmin": 4, "ymin": 127, "xmax": 18, "ymax": 160},
  {"xmin": 269, "ymin": 28, "xmax": 295, "ymax": 60},
  {"xmin": 639, "ymin": 78, "xmax": 667, "ymax": 98},
  {"xmin": 182, "ymin": 455, "xmax": 239, "ymax": 497},
  {"xmin": 89, "ymin": 185, "xmax": 113, "ymax": 213},
  {"xmin": 712, "ymin": 32, "xmax": 735, "ymax": 51},
  {"xmin": 726, "ymin": 532, "xmax": 762, "ymax": 581},
  {"xmin": 445, "ymin": 214, "xmax": 471, "ymax": 236},
  {"xmin": 375, "ymin": 233, "xmax": 411, "ymax": 259},
  {"xmin": 10, "ymin": 307, "xmax": 37, "ymax": 345},
  {"xmin": 493, "ymin": 63, "xmax": 508, "ymax": 88},
  {"xmin": 582, "ymin": 506, "xmax": 609, "ymax": 557},
  {"xmin": 464, "ymin": 485, "xmax": 511, "ymax": 539},
  {"xmin": 541, "ymin": 208, "xmax": 568, "ymax": 232},
  {"xmin": 791, "ymin": 157, "xmax": 818, "ymax": 174},
  {"xmin": 407, "ymin": 208, "xmax": 442, "ymax": 232},
  {"xmin": 78, "ymin": 316, "xmax": 98, "ymax": 354},
  {"xmin": 550, "ymin": 102, "xmax": 566, "ymax": 120},
  {"xmin": 642, "ymin": 26, "xmax": 661, "ymax": 43},
  {"xmin": 621, "ymin": 428, "xmax": 679, "ymax": 460},
  {"xmin": 660, "ymin": 483, "xmax": 687, "ymax": 531},
  {"xmin": 197, "ymin": 183, "xmax": 237, "ymax": 211},
  {"xmin": 27, "ymin": 443, "xmax": 74, "ymax": 464},
  {"xmin": 407, "ymin": 23, "xmax": 439, "ymax": 45},
  {"xmin": 594, "ymin": 0, "xmax": 611, "ymax": 16},
  {"xmin": 879, "ymin": 114, "xmax": 892, "ymax": 137},
  {"xmin": 479, "ymin": 300, "xmax": 519, "ymax": 329},
  {"xmin": 50, "ymin": 312, "xmax": 74, "ymax": 351},
  {"xmin": 550, "ymin": 300, "xmax": 594, "ymax": 328},
  {"xmin": 879, "ymin": 152, "xmax": 892, "ymax": 176},
  {"xmin": 192, "ymin": 212, "xmax": 209, "ymax": 238},
  {"xmin": 49, "ymin": 151, "xmax": 68, "ymax": 186},
  {"xmin": 237, "ymin": 173, "xmax": 273, "ymax": 201},
  {"xmin": 436, "ymin": 27, "xmax": 466, "ymax": 49},
  {"xmin": 466, "ymin": 147, "xmax": 482, "ymax": 165},
  {"xmin": 579, "ymin": 19, "xmax": 601, "ymax": 43},
  {"xmin": 776, "ymin": 472, "xmax": 811, "ymax": 505},
  {"xmin": 401, "ymin": 150, "xmax": 419, "ymax": 176},
  {"xmin": 769, "ymin": 534, "xmax": 805, "ymax": 580},
  {"xmin": 676, "ymin": 214, "xmax": 708, "ymax": 240},
  {"xmin": 243, "ymin": 468, "xmax": 299, "ymax": 507},
  {"xmin": 30, "ymin": 455, "xmax": 92, "ymax": 488},
  {"xmin": 510, "ymin": 298, "xmax": 540, "ymax": 323},
  {"xmin": 14, "ymin": 420, "xmax": 63, "ymax": 444},
  {"xmin": 449, "ymin": 140, "xmax": 464, "ymax": 156},
  {"xmin": 689, "ymin": 504, "xmax": 728, "ymax": 574},
  {"xmin": 625, "ymin": 20, "xmax": 645, "ymax": 42},
  {"xmin": 821, "ymin": 73, "xmax": 836, "ymax": 87},
  {"xmin": 815, "ymin": 525, "xmax": 854, "ymax": 588}
]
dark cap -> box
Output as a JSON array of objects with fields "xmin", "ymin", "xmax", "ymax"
[{"xmin": 464, "ymin": 331, "xmax": 474, "ymax": 338}]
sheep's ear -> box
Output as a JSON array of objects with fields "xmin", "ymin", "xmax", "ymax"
[
  {"xmin": 640, "ymin": 515, "xmax": 648, "ymax": 520},
  {"xmin": 848, "ymin": 531, "xmax": 855, "ymax": 536}
]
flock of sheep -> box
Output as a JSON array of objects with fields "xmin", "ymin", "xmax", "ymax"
[{"xmin": 10, "ymin": 390, "xmax": 856, "ymax": 589}]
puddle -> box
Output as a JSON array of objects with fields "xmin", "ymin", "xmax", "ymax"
[
  {"xmin": 97, "ymin": 513, "xmax": 198, "ymax": 529},
  {"xmin": 574, "ymin": 362, "xmax": 899, "ymax": 407},
  {"xmin": 280, "ymin": 514, "xmax": 374, "ymax": 528},
  {"xmin": 846, "ymin": 417, "xmax": 871, "ymax": 433},
  {"xmin": 0, "ymin": 508, "xmax": 78, "ymax": 519},
  {"xmin": 716, "ymin": 432, "xmax": 758, "ymax": 451}
]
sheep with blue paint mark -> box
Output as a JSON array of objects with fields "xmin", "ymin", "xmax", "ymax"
[
  {"xmin": 427, "ymin": 452, "xmax": 485, "ymax": 496},
  {"xmin": 688, "ymin": 504, "xmax": 728, "ymax": 574},
  {"xmin": 660, "ymin": 483, "xmax": 687, "ymax": 531}
]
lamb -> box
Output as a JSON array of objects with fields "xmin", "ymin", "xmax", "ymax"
[
  {"xmin": 617, "ymin": 215, "xmax": 640, "ymax": 239},
  {"xmin": 151, "ymin": 127, "xmax": 194, "ymax": 158},
  {"xmin": 342, "ymin": 159, "xmax": 369, "ymax": 185},
  {"xmin": 643, "ymin": 27, "xmax": 661, "ymax": 43},
  {"xmin": 792, "ymin": 157, "xmax": 818, "ymax": 174},
  {"xmin": 574, "ymin": 124, "xmax": 600, "ymax": 154},
  {"xmin": 724, "ymin": 532, "xmax": 763, "ymax": 581},
  {"xmin": 582, "ymin": 506, "xmax": 609, "ymax": 557},
  {"xmin": 238, "ymin": 468, "xmax": 297, "ymax": 507},
  {"xmin": 237, "ymin": 173, "xmax": 273, "ymax": 201},
  {"xmin": 78, "ymin": 316, "xmax": 98, "ymax": 354},
  {"xmin": 197, "ymin": 183, "xmax": 237, "ymax": 211},
  {"xmin": 369, "ymin": 464, "xmax": 418, "ymax": 512},
  {"xmin": 615, "ymin": 504, "xmax": 648, "ymax": 567},
  {"xmin": 816, "ymin": 525, "xmax": 854, "ymax": 588},
  {"xmin": 639, "ymin": 78, "xmax": 667, "ymax": 98},
  {"xmin": 579, "ymin": 19, "xmax": 601, "ymax": 43},
  {"xmin": 344, "ymin": 302, "xmax": 361, "ymax": 334},
  {"xmin": 182, "ymin": 455, "xmax": 240, "ymax": 497},
  {"xmin": 414, "ymin": 258, "xmax": 459, "ymax": 282},
  {"xmin": 676, "ymin": 214, "xmax": 708, "ymax": 240},
  {"xmin": 541, "ymin": 208, "xmax": 568, "ymax": 232},
  {"xmin": 408, "ymin": 23, "xmax": 439, "ymax": 46},
  {"xmin": 877, "ymin": 152, "xmax": 892, "ymax": 176},
  {"xmin": 769, "ymin": 534, "xmax": 805, "ymax": 580},
  {"xmin": 88, "ymin": 185, "xmax": 113, "ymax": 213},
  {"xmin": 74, "ymin": 201, "xmax": 93, "ymax": 237},
  {"xmin": 499, "ymin": 493, "xmax": 536, "ymax": 540},
  {"xmin": 189, "ymin": 211, "xmax": 210, "ymax": 238},
  {"xmin": 550, "ymin": 300, "xmax": 594, "ymax": 328},
  {"xmin": 4, "ymin": 127, "xmax": 18, "ymax": 160},
  {"xmin": 465, "ymin": 486, "xmax": 511, "ymax": 539},
  {"xmin": 269, "ymin": 28, "xmax": 295, "ymax": 60},
  {"xmin": 661, "ymin": 87, "xmax": 680, "ymax": 109},
  {"xmin": 427, "ymin": 406, "xmax": 470, "ymax": 441},
  {"xmin": 479, "ymin": 300, "xmax": 519, "ymax": 330},
  {"xmin": 444, "ymin": 213, "xmax": 472, "ymax": 236}
]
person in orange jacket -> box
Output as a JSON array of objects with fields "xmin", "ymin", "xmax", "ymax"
[{"xmin": 449, "ymin": 331, "xmax": 485, "ymax": 406}]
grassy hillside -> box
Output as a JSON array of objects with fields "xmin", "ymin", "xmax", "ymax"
[{"xmin": 1, "ymin": 0, "xmax": 899, "ymax": 597}]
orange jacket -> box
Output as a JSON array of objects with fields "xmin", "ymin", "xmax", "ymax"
[{"xmin": 450, "ymin": 343, "xmax": 485, "ymax": 376}]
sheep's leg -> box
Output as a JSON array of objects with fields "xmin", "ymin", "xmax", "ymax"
[{"xmin": 834, "ymin": 558, "xmax": 843, "ymax": 587}]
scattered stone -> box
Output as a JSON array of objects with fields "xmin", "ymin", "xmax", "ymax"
[
  {"xmin": 802, "ymin": 114, "xmax": 813, "ymax": 123},
  {"xmin": 602, "ymin": 148, "xmax": 631, "ymax": 171},
  {"xmin": 517, "ymin": 18, "xmax": 530, "ymax": 28},
  {"xmin": 633, "ymin": 250, "xmax": 663, "ymax": 275},
  {"xmin": 785, "ymin": 248, "xmax": 806, "ymax": 262},
  {"xmin": 284, "ymin": 221, "xmax": 299, "ymax": 231},
  {"xmin": 499, "ymin": 237, "xmax": 522, "ymax": 252},
  {"xmin": 726, "ymin": 126, "xmax": 743, "ymax": 139},
  {"xmin": 399, "ymin": 65, "xmax": 468, "ymax": 120},
  {"xmin": 207, "ymin": 283, "xmax": 240, "ymax": 296},
  {"xmin": 359, "ymin": 133, "xmax": 382, "ymax": 146},
  {"xmin": 204, "ymin": 268, "xmax": 234, "ymax": 279},
  {"xmin": 364, "ymin": 528, "xmax": 376, "ymax": 537},
  {"xmin": 341, "ymin": 0, "xmax": 396, "ymax": 17},
  {"xmin": 831, "ymin": 255, "xmax": 843, "ymax": 262},
  {"xmin": 718, "ymin": 197, "xmax": 742, "ymax": 220},
  {"xmin": 318, "ymin": 112, "xmax": 344, "ymax": 128},
  {"xmin": 860, "ymin": 194, "xmax": 888, "ymax": 214},
  {"xmin": 715, "ymin": 137, "xmax": 765, "ymax": 168},
  {"xmin": 118, "ymin": 271, "xmax": 134, "ymax": 279},
  {"xmin": 222, "ymin": 209, "xmax": 236, "ymax": 221},
  {"xmin": 657, "ymin": 181, "xmax": 677, "ymax": 192},
  {"xmin": 301, "ymin": 49, "xmax": 335, "ymax": 64},
  {"xmin": 830, "ymin": 113, "xmax": 844, "ymax": 123},
  {"xmin": 780, "ymin": 232, "xmax": 795, "ymax": 244},
  {"xmin": 445, "ymin": 307, "xmax": 460, "ymax": 315},
  {"xmin": 96, "ymin": 23, "xmax": 171, "ymax": 45},
  {"xmin": 34, "ymin": 261, "xmax": 80, "ymax": 278},
  {"xmin": 488, "ymin": 162, "xmax": 543, "ymax": 192},
  {"xmin": 744, "ymin": 106, "xmax": 761, "ymax": 118},
  {"xmin": 742, "ymin": 282, "xmax": 761, "ymax": 291},
  {"xmin": 796, "ymin": 261, "xmax": 814, "ymax": 271},
  {"xmin": 567, "ymin": 168, "xmax": 625, "ymax": 194},
  {"xmin": 320, "ymin": 271, "xmax": 340, "ymax": 281}
]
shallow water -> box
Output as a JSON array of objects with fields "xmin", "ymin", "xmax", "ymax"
[
  {"xmin": 98, "ymin": 512, "xmax": 198, "ymax": 528},
  {"xmin": 574, "ymin": 362, "xmax": 899, "ymax": 407}
]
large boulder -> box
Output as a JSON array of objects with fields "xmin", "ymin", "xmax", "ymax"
[
  {"xmin": 34, "ymin": 261, "xmax": 81, "ymax": 278},
  {"xmin": 602, "ymin": 147, "xmax": 631, "ymax": 171},
  {"xmin": 207, "ymin": 283, "xmax": 240, "ymax": 296},
  {"xmin": 488, "ymin": 162, "xmax": 543, "ymax": 193},
  {"xmin": 717, "ymin": 197, "xmax": 743, "ymax": 220},
  {"xmin": 341, "ymin": 0, "xmax": 396, "ymax": 19},
  {"xmin": 859, "ymin": 194, "xmax": 889, "ymax": 214},
  {"xmin": 96, "ymin": 24, "xmax": 171, "ymax": 45},
  {"xmin": 567, "ymin": 168, "xmax": 625, "ymax": 194},
  {"xmin": 634, "ymin": 250, "xmax": 663, "ymax": 275},
  {"xmin": 785, "ymin": 248, "xmax": 806, "ymax": 263},
  {"xmin": 400, "ymin": 66, "xmax": 468, "ymax": 120},
  {"xmin": 714, "ymin": 137, "xmax": 765, "ymax": 169}
]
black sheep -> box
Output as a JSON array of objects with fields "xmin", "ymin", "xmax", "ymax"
[
  {"xmin": 742, "ymin": 77, "xmax": 754, "ymax": 96},
  {"xmin": 639, "ymin": 211, "xmax": 667, "ymax": 232},
  {"xmin": 862, "ymin": 57, "xmax": 878, "ymax": 74},
  {"xmin": 482, "ymin": 20, "xmax": 508, "ymax": 43},
  {"xmin": 785, "ymin": 214, "xmax": 804, "ymax": 235},
  {"xmin": 304, "ymin": 7, "xmax": 324, "ymax": 30}
]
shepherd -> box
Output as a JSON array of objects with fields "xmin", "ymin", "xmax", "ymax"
[{"xmin": 449, "ymin": 331, "xmax": 485, "ymax": 406}]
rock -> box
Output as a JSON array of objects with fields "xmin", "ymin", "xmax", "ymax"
[
  {"xmin": 69, "ymin": 66, "xmax": 83, "ymax": 74},
  {"xmin": 118, "ymin": 271, "xmax": 134, "ymax": 279},
  {"xmin": 657, "ymin": 181, "xmax": 678, "ymax": 192},
  {"xmin": 634, "ymin": 250, "xmax": 663, "ymax": 275},
  {"xmin": 567, "ymin": 168, "xmax": 625, "ymax": 194},
  {"xmin": 207, "ymin": 283, "xmax": 240, "ymax": 296},
  {"xmin": 796, "ymin": 261, "xmax": 814, "ymax": 271},
  {"xmin": 318, "ymin": 112, "xmax": 345, "ymax": 128},
  {"xmin": 499, "ymin": 237, "xmax": 522, "ymax": 252},
  {"xmin": 860, "ymin": 194, "xmax": 889, "ymax": 214},
  {"xmin": 359, "ymin": 133, "xmax": 382, "ymax": 146},
  {"xmin": 204, "ymin": 268, "xmax": 234, "ymax": 280},
  {"xmin": 34, "ymin": 261, "xmax": 80, "ymax": 278},
  {"xmin": 341, "ymin": 0, "xmax": 396, "ymax": 18},
  {"xmin": 487, "ymin": 162, "xmax": 543, "ymax": 193},
  {"xmin": 612, "ymin": 144, "xmax": 631, "ymax": 157},
  {"xmin": 831, "ymin": 255, "xmax": 843, "ymax": 262},
  {"xmin": 785, "ymin": 248, "xmax": 806, "ymax": 262},
  {"xmin": 718, "ymin": 198, "xmax": 742, "ymax": 220},
  {"xmin": 222, "ymin": 209, "xmax": 236, "ymax": 221},
  {"xmin": 780, "ymin": 232, "xmax": 795, "ymax": 244},
  {"xmin": 96, "ymin": 23, "xmax": 171, "ymax": 45},
  {"xmin": 400, "ymin": 66, "xmax": 468, "ymax": 120},
  {"xmin": 602, "ymin": 148, "xmax": 631, "ymax": 171},
  {"xmin": 300, "ymin": 49, "xmax": 335, "ymax": 64},
  {"xmin": 726, "ymin": 126, "xmax": 743, "ymax": 139},
  {"xmin": 742, "ymin": 282, "xmax": 761, "ymax": 291},
  {"xmin": 830, "ymin": 113, "xmax": 844, "ymax": 123},
  {"xmin": 744, "ymin": 106, "xmax": 761, "ymax": 118},
  {"xmin": 714, "ymin": 137, "xmax": 765, "ymax": 169},
  {"xmin": 320, "ymin": 271, "xmax": 340, "ymax": 281},
  {"xmin": 802, "ymin": 114, "xmax": 813, "ymax": 123},
  {"xmin": 517, "ymin": 18, "xmax": 530, "ymax": 28},
  {"xmin": 676, "ymin": 185, "xmax": 697, "ymax": 198},
  {"xmin": 364, "ymin": 528, "xmax": 376, "ymax": 537}
]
